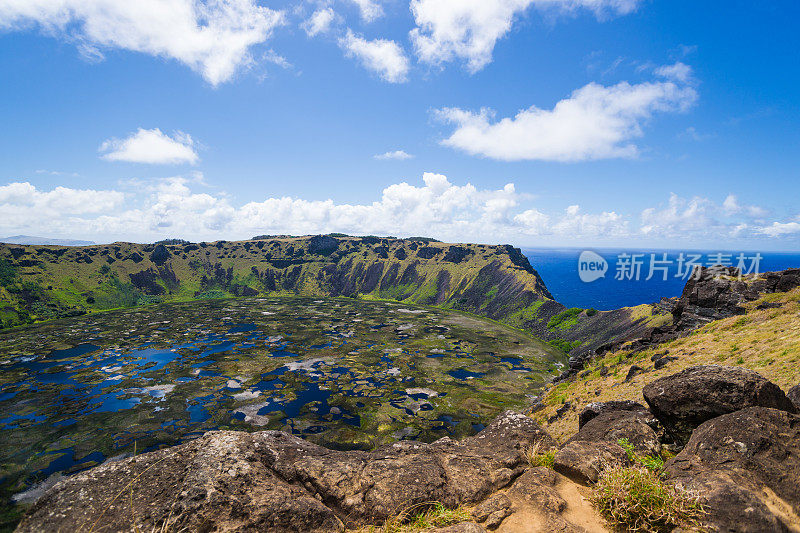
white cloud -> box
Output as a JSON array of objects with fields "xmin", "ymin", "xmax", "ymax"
[
  {"xmin": 2, "ymin": 176, "xmax": 794, "ymax": 245},
  {"xmin": 760, "ymin": 221, "xmax": 800, "ymax": 237},
  {"xmin": 437, "ymin": 79, "xmax": 697, "ymax": 162},
  {"xmin": 302, "ymin": 7, "xmax": 339, "ymax": 37},
  {"xmin": 722, "ymin": 194, "xmax": 768, "ymax": 218},
  {"xmin": 99, "ymin": 128, "xmax": 199, "ymax": 165},
  {"xmin": 640, "ymin": 193, "xmax": 769, "ymax": 239},
  {"xmin": 410, "ymin": 0, "xmax": 640, "ymax": 73},
  {"xmin": 339, "ymin": 30, "xmax": 410, "ymax": 83},
  {"xmin": 0, "ymin": 0, "xmax": 285, "ymax": 86},
  {"xmin": 655, "ymin": 61, "xmax": 693, "ymax": 83},
  {"xmin": 0, "ymin": 182, "xmax": 124, "ymax": 222},
  {"xmin": 374, "ymin": 150, "xmax": 414, "ymax": 160},
  {"xmin": 347, "ymin": 0, "xmax": 383, "ymax": 22}
]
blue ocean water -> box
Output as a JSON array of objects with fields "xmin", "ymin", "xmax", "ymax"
[{"xmin": 522, "ymin": 248, "xmax": 800, "ymax": 311}]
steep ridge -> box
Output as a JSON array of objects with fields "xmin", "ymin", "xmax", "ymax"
[{"xmin": 0, "ymin": 236, "xmax": 557, "ymax": 330}]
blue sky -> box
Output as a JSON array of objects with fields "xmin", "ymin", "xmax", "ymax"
[{"xmin": 0, "ymin": 0, "xmax": 798, "ymax": 250}]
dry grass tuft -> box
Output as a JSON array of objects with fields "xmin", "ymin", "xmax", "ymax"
[
  {"xmin": 591, "ymin": 465, "xmax": 705, "ymax": 533},
  {"xmin": 380, "ymin": 501, "xmax": 470, "ymax": 533}
]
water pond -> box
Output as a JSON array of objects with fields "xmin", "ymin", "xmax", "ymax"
[{"xmin": 0, "ymin": 297, "xmax": 565, "ymax": 521}]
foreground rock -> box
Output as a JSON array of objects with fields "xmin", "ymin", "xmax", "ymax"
[
  {"xmin": 642, "ymin": 365, "xmax": 797, "ymax": 445},
  {"xmin": 567, "ymin": 410, "xmax": 661, "ymax": 457},
  {"xmin": 16, "ymin": 411, "xmax": 553, "ymax": 532},
  {"xmin": 553, "ymin": 441, "xmax": 631, "ymax": 484},
  {"xmin": 577, "ymin": 400, "xmax": 649, "ymax": 429},
  {"xmin": 665, "ymin": 407, "xmax": 800, "ymax": 532}
]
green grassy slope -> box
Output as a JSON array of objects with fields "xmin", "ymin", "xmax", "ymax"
[{"xmin": 0, "ymin": 236, "xmax": 560, "ymax": 331}]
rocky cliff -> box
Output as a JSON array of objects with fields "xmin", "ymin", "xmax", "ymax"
[{"xmin": 0, "ymin": 236, "xmax": 557, "ymax": 330}]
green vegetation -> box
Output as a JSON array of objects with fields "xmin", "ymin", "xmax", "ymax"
[
  {"xmin": 548, "ymin": 339, "xmax": 581, "ymax": 354},
  {"xmin": 617, "ymin": 438, "xmax": 665, "ymax": 472},
  {"xmin": 586, "ymin": 308, "xmax": 598, "ymax": 317},
  {"xmin": 0, "ymin": 236, "xmax": 557, "ymax": 333},
  {"xmin": 591, "ymin": 465, "xmax": 705, "ymax": 533},
  {"xmin": 526, "ymin": 442, "xmax": 556, "ymax": 468},
  {"xmin": 0, "ymin": 258, "xmax": 15, "ymax": 287},
  {"xmin": 547, "ymin": 308, "xmax": 583, "ymax": 330},
  {"xmin": 382, "ymin": 502, "xmax": 470, "ymax": 533}
]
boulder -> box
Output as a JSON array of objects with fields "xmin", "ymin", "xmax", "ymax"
[
  {"xmin": 16, "ymin": 411, "xmax": 553, "ymax": 532},
  {"xmin": 788, "ymin": 384, "xmax": 800, "ymax": 411},
  {"xmin": 552, "ymin": 440, "xmax": 631, "ymax": 484},
  {"xmin": 567, "ymin": 410, "xmax": 661, "ymax": 457},
  {"xmin": 471, "ymin": 493, "xmax": 511, "ymax": 523},
  {"xmin": 642, "ymin": 365, "xmax": 797, "ymax": 445},
  {"xmin": 507, "ymin": 467, "xmax": 566, "ymax": 514},
  {"xmin": 665, "ymin": 407, "xmax": 800, "ymax": 532},
  {"xmin": 577, "ymin": 400, "xmax": 648, "ymax": 428}
]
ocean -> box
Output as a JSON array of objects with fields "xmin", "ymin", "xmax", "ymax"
[{"xmin": 522, "ymin": 248, "xmax": 800, "ymax": 311}]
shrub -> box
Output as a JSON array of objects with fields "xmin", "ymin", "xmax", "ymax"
[
  {"xmin": 0, "ymin": 258, "xmax": 16, "ymax": 286},
  {"xmin": 591, "ymin": 465, "xmax": 705, "ymax": 533},
  {"xmin": 547, "ymin": 308, "xmax": 583, "ymax": 330},
  {"xmin": 586, "ymin": 308, "xmax": 598, "ymax": 317}
]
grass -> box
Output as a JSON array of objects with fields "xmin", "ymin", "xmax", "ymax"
[
  {"xmin": 590, "ymin": 465, "xmax": 705, "ymax": 533},
  {"xmin": 379, "ymin": 502, "xmax": 471, "ymax": 533},
  {"xmin": 617, "ymin": 438, "xmax": 665, "ymax": 472},
  {"xmin": 547, "ymin": 307, "xmax": 583, "ymax": 331},
  {"xmin": 526, "ymin": 441, "xmax": 556, "ymax": 468},
  {"xmin": 534, "ymin": 286, "xmax": 800, "ymax": 443}
]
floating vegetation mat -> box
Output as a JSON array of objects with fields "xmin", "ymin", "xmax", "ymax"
[{"xmin": 0, "ymin": 297, "xmax": 565, "ymax": 516}]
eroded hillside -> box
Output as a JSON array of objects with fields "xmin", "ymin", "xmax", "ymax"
[{"xmin": 0, "ymin": 236, "xmax": 559, "ymax": 330}]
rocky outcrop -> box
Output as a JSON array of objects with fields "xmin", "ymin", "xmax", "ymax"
[
  {"xmin": 665, "ymin": 407, "xmax": 800, "ymax": 532},
  {"xmin": 16, "ymin": 411, "xmax": 554, "ymax": 532},
  {"xmin": 552, "ymin": 440, "xmax": 631, "ymax": 484},
  {"xmin": 642, "ymin": 365, "xmax": 797, "ymax": 445},
  {"xmin": 577, "ymin": 400, "xmax": 649, "ymax": 428},
  {"xmin": 788, "ymin": 384, "xmax": 800, "ymax": 411},
  {"xmin": 555, "ymin": 267, "xmax": 800, "ymax": 381},
  {"xmin": 567, "ymin": 410, "xmax": 661, "ymax": 457}
]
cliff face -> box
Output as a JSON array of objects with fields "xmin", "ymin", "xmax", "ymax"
[{"xmin": 0, "ymin": 236, "xmax": 555, "ymax": 330}]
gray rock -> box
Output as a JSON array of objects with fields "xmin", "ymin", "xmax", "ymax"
[
  {"xmin": 471, "ymin": 493, "xmax": 511, "ymax": 522},
  {"xmin": 553, "ymin": 440, "xmax": 631, "ymax": 484},
  {"xmin": 642, "ymin": 365, "xmax": 797, "ymax": 445},
  {"xmin": 567, "ymin": 410, "xmax": 661, "ymax": 457},
  {"xmin": 787, "ymin": 384, "xmax": 800, "ymax": 411},
  {"xmin": 577, "ymin": 400, "xmax": 648, "ymax": 428},
  {"xmin": 665, "ymin": 407, "xmax": 800, "ymax": 532},
  {"xmin": 16, "ymin": 411, "xmax": 554, "ymax": 532}
]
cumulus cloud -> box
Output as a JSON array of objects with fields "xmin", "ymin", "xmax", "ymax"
[
  {"xmin": 339, "ymin": 30, "xmax": 410, "ymax": 83},
  {"xmin": 0, "ymin": 182, "xmax": 124, "ymax": 230},
  {"xmin": 302, "ymin": 7, "xmax": 339, "ymax": 37},
  {"xmin": 0, "ymin": 0, "xmax": 285, "ymax": 86},
  {"xmin": 3, "ymin": 175, "xmax": 793, "ymax": 245},
  {"xmin": 410, "ymin": 0, "xmax": 640, "ymax": 73},
  {"xmin": 0, "ymin": 173, "xmax": 625, "ymax": 243},
  {"xmin": 374, "ymin": 150, "xmax": 414, "ymax": 160},
  {"xmin": 640, "ymin": 193, "xmax": 770, "ymax": 239},
  {"xmin": 347, "ymin": 0, "xmax": 383, "ymax": 22},
  {"xmin": 722, "ymin": 194, "xmax": 768, "ymax": 218},
  {"xmin": 437, "ymin": 79, "xmax": 697, "ymax": 162},
  {"xmin": 99, "ymin": 128, "xmax": 199, "ymax": 165},
  {"xmin": 760, "ymin": 220, "xmax": 800, "ymax": 237},
  {"xmin": 655, "ymin": 61, "xmax": 693, "ymax": 83}
]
